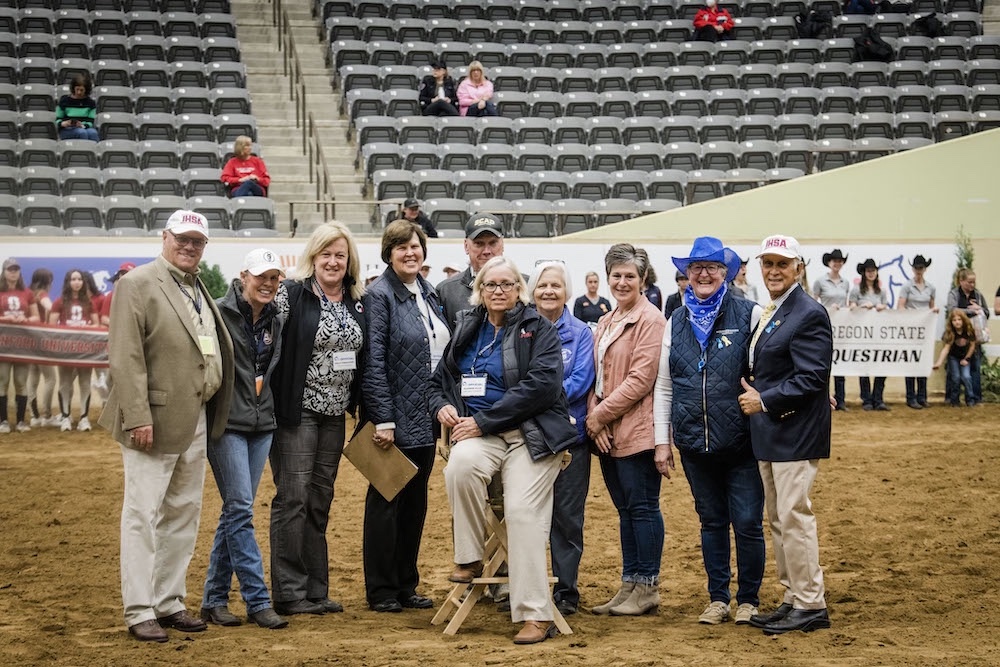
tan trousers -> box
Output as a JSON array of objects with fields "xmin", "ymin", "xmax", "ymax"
[
  {"xmin": 758, "ymin": 459, "xmax": 826, "ymax": 610},
  {"xmin": 120, "ymin": 410, "xmax": 207, "ymax": 627},
  {"xmin": 444, "ymin": 429, "xmax": 562, "ymax": 623}
]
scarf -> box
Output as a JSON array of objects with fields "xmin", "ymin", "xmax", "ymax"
[{"xmin": 683, "ymin": 283, "xmax": 726, "ymax": 352}]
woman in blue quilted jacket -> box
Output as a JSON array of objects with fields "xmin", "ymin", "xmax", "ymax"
[{"xmin": 361, "ymin": 219, "xmax": 451, "ymax": 613}]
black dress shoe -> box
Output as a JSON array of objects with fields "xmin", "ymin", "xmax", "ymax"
[
  {"xmin": 275, "ymin": 599, "xmax": 326, "ymax": 615},
  {"xmin": 371, "ymin": 599, "xmax": 403, "ymax": 613},
  {"xmin": 157, "ymin": 609, "xmax": 207, "ymax": 632},
  {"xmin": 748, "ymin": 602, "xmax": 793, "ymax": 628},
  {"xmin": 200, "ymin": 606, "xmax": 242, "ymax": 627},
  {"xmin": 555, "ymin": 599, "xmax": 578, "ymax": 617},
  {"xmin": 308, "ymin": 597, "xmax": 344, "ymax": 613},
  {"xmin": 906, "ymin": 400, "xmax": 923, "ymax": 410},
  {"xmin": 398, "ymin": 594, "xmax": 434, "ymax": 609},
  {"xmin": 248, "ymin": 608, "xmax": 289, "ymax": 629},
  {"xmin": 762, "ymin": 608, "xmax": 831, "ymax": 635},
  {"xmin": 834, "ymin": 402, "xmax": 848, "ymax": 412},
  {"xmin": 874, "ymin": 402, "xmax": 891, "ymax": 411},
  {"xmin": 918, "ymin": 399, "xmax": 929, "ymax": 408},
  {"xmin": 129, "ymin": 619, "xmax": 169, "ymax": 642}
]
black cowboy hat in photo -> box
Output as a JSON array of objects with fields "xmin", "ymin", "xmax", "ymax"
[
  {"xmin": 857, "ymin": 258, "xmax": 878, "ymax": 275},
  {"xmin": 910, "ymin": 255, "xmax": 932, "ymax": 268},
  {"xmin": 822, "ymin": 249, "xmax": 848, "ymax": 266}
]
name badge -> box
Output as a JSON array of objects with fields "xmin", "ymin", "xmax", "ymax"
[
  {"xmin": 332, "ymin": 350, "xmax": 357, "ymax": 371},
  {"xmin": 198, "ymin": 334, "xmax": 216, "ymax": 356},
  {"xmin": 461, "ymin": 373, "xmax": 487, "ymax": 397}
]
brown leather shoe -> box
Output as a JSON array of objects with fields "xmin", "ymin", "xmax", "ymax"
[
  {"xmin": 448, "ymin": 561, "xmax": 484, "ymax": 583},
  {"xmin": 513, "ymin": 620, "xmax": 557, "ymax": 645},
  {"xmin": 157, "ymin": 609, "xmax": 208, "ymax": 632},
  {"xmin": 128, "ymin": 619, "xmax": 168, "ymax": 643}
]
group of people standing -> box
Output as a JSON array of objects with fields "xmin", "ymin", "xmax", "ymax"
[
  {"xmin": 0, "ymin": 257, "xmax": 135, "ymax": 435},
  {"xmin": 98, "ymin": 208, "xmax": 837, "ymax": 648}
]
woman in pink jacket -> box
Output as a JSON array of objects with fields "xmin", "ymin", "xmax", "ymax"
[
  {"xmin": 456, "ymin": 61, "xmax": 498, "ymax": 117},
  {"xmin": 586, "ymin": 244, "xmax": 667, "ymax": 618}
]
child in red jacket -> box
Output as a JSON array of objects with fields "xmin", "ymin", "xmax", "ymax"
[{"xmin": 693, "ymin": 0, "xmax": 735, "ymax": 42}]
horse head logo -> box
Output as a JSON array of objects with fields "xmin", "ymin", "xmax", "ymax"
[{"xmin": 878, "ymin": 255, "xmax": 910, "ymax": 308}]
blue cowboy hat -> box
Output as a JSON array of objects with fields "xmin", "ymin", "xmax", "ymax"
[{"xmin": 672, "ymin": 236, "xmax": 741, "ymax": 281}]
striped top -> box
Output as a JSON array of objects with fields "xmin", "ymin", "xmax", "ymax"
[{"xmin": 54, "ymin": 95, "xmax": 97, "ymax": 129}]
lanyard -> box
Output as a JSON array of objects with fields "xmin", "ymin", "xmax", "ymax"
[
  {"xmin": 470, "ymin": 322, "xmax": 502, "ymax": 374},
  {"xmin": 173, "ymin": 276, "xmax": 203, "ymax": 324}
]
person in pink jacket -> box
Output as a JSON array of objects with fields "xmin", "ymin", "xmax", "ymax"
[
  {"xmin": 221, "ymin": 135, "xmax": 271, "ymax": 197},
  {"xmin": 456, "ymin": 61, "xmax": 498, "ymax": 117},
  {"xmin": 693, "ymin": 0, "xmax": 735, "ymax": 42},
  {"xmin": 586, "ymin": 244, "xmax": 667, "ymax": 618}
]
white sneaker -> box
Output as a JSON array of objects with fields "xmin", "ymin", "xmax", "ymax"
[
  {"xmin": 698, "ymin": 601, "xmax": 731, "ymax": 625},
  {"xmin": 734, "ymin": 603, "xmax": 758, "ymax": 625},
  {"xmin": 77, "ymin": 416, "xmax": 91, "ymax": 432},
  {"xmin": 30, "ymin": 417, "xmax": 42, "ymax": 428},
  {"xmin": 45, "ymin": 416, "xmax": 62, "ymax": 428},
  {"xmin": 0, "ymin": 421, "xmax": 10, "ymax": 434},
  {"xmin": 15, "ymin": 421, "xmax": 30, "ymax": 433},
  {"xmin": 60, "ymin": 416, "xmax": 72, "ymax": 432}
]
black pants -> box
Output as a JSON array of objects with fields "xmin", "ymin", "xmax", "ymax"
[
  {"xmin": 422, "ymin": 100, "xmax": 459, "ymax": 116},
  {"xmin": 694, "ymin": 25, "xmax": 728, "ymax": 43},
  {"xmin": 363, "ymin": 445, "xmax": 436, "ymax": 605}
]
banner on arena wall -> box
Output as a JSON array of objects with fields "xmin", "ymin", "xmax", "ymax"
[
  {"xmin": 830, "ymin": 310, "xmax": 937, "ymax": 377},
  {"xmin": 0, "ymin": 322, "xmax": 108, "ymax": 368}
]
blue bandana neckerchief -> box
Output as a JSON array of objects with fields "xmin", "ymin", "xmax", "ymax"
[{"xmin": 683, "ymin": 283, "xmax": 727, "ymax": 353}]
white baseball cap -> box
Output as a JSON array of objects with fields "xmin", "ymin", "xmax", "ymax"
[
  {"xmin": 756, "ymin": 234, "xmax": 801, "ymax": 259},
  {"xmin": 242, "ymin": 248, "xmax": 284, "ymax": 276},
  {"xmin": 165, "ymin": 209, "xmax": 210, "ymax": 238}
]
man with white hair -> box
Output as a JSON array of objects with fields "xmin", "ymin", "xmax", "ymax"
[
  {"xmin": 100, "ymin": 210, "xmax": 235, "ymax": 642},
  {"xmin": 738, "ymin": 234, "xmax": 833, "ymax": 635}
]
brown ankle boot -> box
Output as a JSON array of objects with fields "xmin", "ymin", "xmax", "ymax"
[
  {"xmin": 513, "ymin": 620, "xmax": 556, "ymax": 644},
  {"xmin": 448, "ymin": 561, "xmax": 484, "ymax": 583}
]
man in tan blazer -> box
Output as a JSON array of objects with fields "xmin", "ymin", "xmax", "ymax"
[{"xmin": 99, "ymin": 210, "xmax": 234, "ymax": 642}]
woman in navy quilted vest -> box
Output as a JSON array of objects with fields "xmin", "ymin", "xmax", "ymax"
[
  {"xmin": 361, "ymin": 220, "xmax": 450, "ymax": 614},
  {"xmin": 652, "ymin": 237, "xmax": 767, "ymax": 627}
]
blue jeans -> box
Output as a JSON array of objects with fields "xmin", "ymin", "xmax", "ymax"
[
  {"xmin": 203, "ymin": 429, "xmax": 274, "ymax": 614},
  {"xmin": 230, "ymin": 180, "xmax": 266, "ymax": 197},
  {"xmin": 946, "ymin": 357, "xmax": 975, "ymax": 405},
  {"xmin": 680, "ymin": 449, "xmax": 765, "ymax": 606},
  {"xmin": 59, "ymin": 126, "xmax": 99, "ymax": 141},
  {"xmin": 465, "ymin": 101, "xmax": 498, "ymax": 117},
  {"xmin": 599, "ymin": 450, "xmax": 663, "ymax": 584},
  {"xmin": 904, "ymin": 376, "xmax": 928, "ymax": 403},
  {"xmin": 269, "ymin": 411, "xmax": 345, "ymax": 603},
  {"xmin": 859, "ymin": 377, "xmax": 886, "ymax": 406},
  {"xmin": 550, "ymin": 440, "xmax": 591, "ymax": 606}
]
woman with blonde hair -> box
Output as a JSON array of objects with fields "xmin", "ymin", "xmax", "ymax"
[
  {"xmin": 456, "ymin": 60, "xmax": 497, "ymax": 117},
  {"xmin": 269, "ymin": 222, "xmax": 366, "ymax": 617},
  {"xmin": 221, "ymin": 135, "xmax": 271, "ymax": 198}
]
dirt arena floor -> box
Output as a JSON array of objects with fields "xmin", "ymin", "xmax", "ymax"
[{"xmin": 0, "ymin": 402, "xmax": 998, "ymax": 667}]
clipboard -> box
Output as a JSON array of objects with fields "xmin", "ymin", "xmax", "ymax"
[{"xmin": 343, "ymin": 421, "xmax": 419, "ymax": 502}]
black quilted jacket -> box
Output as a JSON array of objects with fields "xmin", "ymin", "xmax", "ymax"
[{"xmin": 361, "ymin": 267, "xmax": 446, "ymax": 449}]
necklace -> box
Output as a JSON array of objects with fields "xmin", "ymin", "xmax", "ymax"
[{"xmin": 610, "ymin": 307, "xmax": 634, "ymax": 323}]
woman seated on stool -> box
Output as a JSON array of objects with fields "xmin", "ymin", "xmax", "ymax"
[
  {"xmin": 429, "ymin": 254, "xmax": 578, "ymax": 645},
  {"xmin": 221, "ymin": 136, "xmax": 271, "ymax": 198}
]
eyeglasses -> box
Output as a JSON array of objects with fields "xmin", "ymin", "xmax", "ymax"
[
  {"xmin": 482, "ymin": 281, "xmax": 517, "ymax": 293},
  {"xmin": 170, "ymin": 232, "xmax": 208, "ymax": 249},
  {"xmin": 688, "ymin": 263, "xmax": 722, "ymax": 276}
]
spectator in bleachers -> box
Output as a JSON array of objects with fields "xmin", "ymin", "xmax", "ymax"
[
  {"xmin": 663, "ymin": 271, "xmax": 690, "ymax": 316},
  {"xmin": 897, "ymin": 255, "xmax": 938, "ymax": 410},
  {"xmin": 457, "ymin": 61, "xmax": 498, "ymax": 118},
  {"xmin": 946, "ymin": 269, "xmax": 989, "ymax": 405},
  {"xmin": 849, "ymin": 259, "xmax": 889, "ymax": 411},
  {"xmin": 844, "ymin": 0, "xmax": 879, "ymax": 14},
  {"xmin": 401, "ymin": 199, "xmax": 438, "ymax": 238},
  {"xmin": 27, "ymin": 268, "xmax": 57, "ymax": 428},
  {"xmin": 573, "ymin": 271, "xmax": 612, "ymax": 326},
  {"xmin": 48, "ymin": 268, "xmax": 100, "ymax": 432},
  {"xmin": 1, "ymin": 258, "xmax": 41, "ymax": 434},
  {"xmin": 813, "ymin": 249, "xmax": 851, "ymax": 411},
  {"xmin": 731, "ymin": 259, "xmax": 760, "ymax": 303},
  {"xmin": 56, "ymin": 73, "xmax": 99, "ymax": 142},
  {"xmin": 222, "ymin": 136, "xmax": 271, "ymax": 198},
  {"xmin": 419, "ymin": 61, "xmax": 459, "ymax": 117},
  {"xmin": 693, "ymin": 0, "xmax": 735, "ymax": 43}
]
